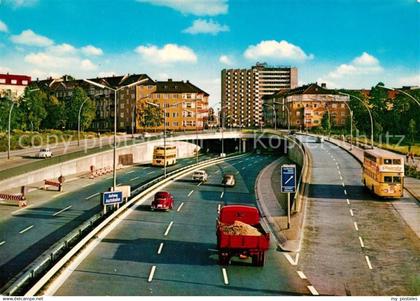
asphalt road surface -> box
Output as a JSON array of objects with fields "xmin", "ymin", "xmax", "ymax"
[
  {"xmin": 0, "ymin": 155, "xmax": 214, "ymax": 289},
  {"xmin": 297, "ymin": 135, "xmax": 420, "ymax": 296},
  {"xmin": 50, "ymin": 154, "xmax": 312, "ymax": 296}
]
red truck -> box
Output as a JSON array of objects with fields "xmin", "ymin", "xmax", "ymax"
[{"xmin": 216, "ymin": 205, "xmax": 270, "ymax": 266}]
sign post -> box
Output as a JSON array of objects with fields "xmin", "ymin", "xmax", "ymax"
[
  {"xmin": 281, "ymin": 164, "xmax": 296, "ymax": 229},
  {"xmin": 102, "ymin": 191, "xmax": 123, "ymax": 214}
]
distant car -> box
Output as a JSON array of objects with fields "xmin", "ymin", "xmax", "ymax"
[
  {"xmin": 222, "ymin": 174, "xmax": 236, "ymax": 187},
  {"xmin": 192, "ymin": 170, "xmax": 208, "ymax": 182},
  {"xmin": 151, "ymin": 191, "xmax": 174, "ymax": 211},
  {"xmin": 220, "ymin": 152, "xmax": 226, "ymax": 158},
  {"xmin": 38, "ymin": 148, "xmax": 52, "ymax": 158},
  {"xmin": 315, "ymin": 137, "xmax": 324, "ymax": 143}
]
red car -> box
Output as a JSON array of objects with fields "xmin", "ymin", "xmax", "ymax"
[{"xmin": 151, "ymin": 191, "xmax": 174, "ymax": 211}]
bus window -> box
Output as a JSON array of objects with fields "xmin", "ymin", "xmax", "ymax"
[
  {"xmin": 392, "ymin": 159, "xmax": 401, "ymax": 165},
  {"xmin": 384, "ymin": 176, "xmax": 393, "ymax": 183},
  {"xmin": 384, "ymin": 159, "xmax": 392, "ymax": 164},
  {"xmin": 393, "ymin": 176, "xmax": 401, "ymax": 183}
]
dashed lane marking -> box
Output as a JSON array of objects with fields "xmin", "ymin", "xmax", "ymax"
[
  {"xmin": 215, "ymin": 170, "xmax": 220, "ymax": 174},
  {"xmin": 197, "ymin": 182, "xmax": 201, "ymax": 187},
  {"xmin": 307, "ymin": 286, "xmax": 319, "ymax": 296},
  {"xmin": 148, "ymin": 266, "xmax": 156, "ymax": 282},
  {"xmin": 344, "ymin": 189, "xmax": 348, "ymax": 195},
  {"xmin": 222, "ymin": 268, "xmax": 229, "ymax": 285},
  {"xmin": 53, "ymin": 205, "xmax": 72, "ymax": 216},
  {"xmin": 217, "ymin": 204, "xmax": 221, "ymax": 213},
  {"xmin": 0, "ymin": 241, "xmax": 5, "ymax": 246},
  {"xmin": 52, "ymin": 192, "xmax": 69, "ymax": 198},
  {"xmin": 359, "ymin": 236, "xmax": 365, "ymax": 248},
  {"xmin": 176, "ymin": 202, "xmax": 184, "ymax": 212},
  {"xmin": 19, "ymin": 225, "xmax": 34, "ymax": 234},
  {"xmin": 297, "ymin": 271, "xmax": 307, "ymax": 279},
  {"xmin": 346, "ymin": 199, "xmax": 350, "ymax": 205},
  {"xmin": 147, "ymin": 171, "xmax": 154, "ymax": 175},
  {"xmin": 127, "ymin": 170, "xmax": 135, "ymax": 174},
  {"xmin": 82, "ymin": 183, "xmax": 94, "ymax": 188},
  {"xmin": 342, "ymin": 183, "xmax": 345, "ymax": 187},
  {"xmin": 350, "ymin": 209, "xmax": 354, "ymax": 216},
  {"xmin": 284, "ymin": 253, "xmax": 299, "ymax": 265},
  {"xmin": 164, "ymin": 221, "xmax": 174, "ymax": 236},
  {"xmin": 354, "ymin": 222, "xmax": 359, "ymax": 231},
  {"xmin": 241, "ymin": 167, "xmax": 246, "ymax": 170},
  {"xmin": 157, "ymin": 243, "xmax": 164, "ymax": 255},
  {"xmin": 106, "ymin": 176, "xmax": 113, "ymax": 180},
  {"xmin": 86, "ymin": 192, "xmax": 100, "ymax": 200},
  {"xmin": 220, "ymin": 192, "xmax": 224, "ymax": 198},
  {"xmin": 187, "ymin": 190, "xmax": 194, "ymax": 197},
  {"xmin": 365, "ymin": 256, "xmax": 373, "ymax": 269},
  {"xmin": 130, "ymin": 176, "xmax": 140, "ymax": 182}
]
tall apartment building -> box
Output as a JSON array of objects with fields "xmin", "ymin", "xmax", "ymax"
[
  {"xmin": 0, "ymin": 73, "xmax": 31, "ymax": 98},
  {"xmin": 263, "ymin": 83, "xmax": 350, "ymax": 129},
  {"xmin": 221, "ymin": 63, "xmax": 298, "ymax": 127}
]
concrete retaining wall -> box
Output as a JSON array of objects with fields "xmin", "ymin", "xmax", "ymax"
[
  {"xmin": 287, "ymin": 139, "xmax": 304, "ymax": 167},
  {"xmin": 0, "ymin": 140, "xmax": 198, "ymax": 191}
]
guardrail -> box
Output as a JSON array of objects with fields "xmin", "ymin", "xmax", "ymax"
[{"xmin": 2, "ymin": 152, "xmax": 246, "ymax": 296}]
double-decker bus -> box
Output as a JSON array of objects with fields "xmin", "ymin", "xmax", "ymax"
[
  {"xmin": 152, "ymin": 145, "xmax": 177, "ymax": 166},
  {"xmin": 362, "ymin": 149, "xmax": 404, "ymax": 198}
]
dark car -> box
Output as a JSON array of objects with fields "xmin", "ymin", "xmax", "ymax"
[
  {"xmin": 151, "ymin": 191, "xmax": 174, "ymax": 211},
  {"xmin": 222, "ymin": 174, "xmax": 236, "ymax": 187}
]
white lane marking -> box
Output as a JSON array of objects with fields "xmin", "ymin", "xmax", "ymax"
[
  {"xmin": 82, "ymin": 183, "xmax": 94, "ymax": 188},
  {"xmin": 236, "ymin": 171, "xmax": 240, "ymax": 174},
  {"xmin": 53, "ymin": 205, "xmax": 72, "ymax": 217},
  {"xmin": 346, "ymin": 199, "xmax": 350, "ymax": 205},
  {"xmin": 0, "ymin": 241, "xmax": 5, "ymax": 246},
  {"xmin": 220, "ymin": 192, "xmax": 224, "ymax": 198},
  {"xmin": 197, "ymin": 182, "xmax": 202, "ymax": 187},
  {"xmin": 19, "ymin": 225, "xmax": 34, "ymax": 234},
  {"xmin": 157, "ymin": 243, "xmax": 164, "ymax": 255},
  {"xmin": 176, "ymin": 202, "xmax": 184, "ymax": 212},
  {"xmin": 344, "ymin": 189, "xmax": 347, "ymax": 195},
  {"xmin": 187, "ymin": 190, "xmax": 194, "ymax": 197},
  {"xmin": 106, "ymin": 176, "xmax": 113, "ymax": 180},
  {"xmin": 359, "ymin": 236, "xmax": 365, "ymax": 248},
  {"xmin": 164, "ymin": 221, "xmax": 174, "ymax": 236},
  {"xmin": 337, "ymin": 166, "xmax": 340, "ymax": 170},
  {"xmin": 350, "ymin": 209, "xmax": 354, "ymax": 216},
  {"xmin": 342, "ymin": 183, "xmax": 345, "ymax": 187},
  {"xmin": 308, "ymin": 286, "xmax": 319, "ymax": 296},
  {"xmin": 127, "ymin": 170, "xmax": 135, "ymax": 174},
  {"xmin": 52, "ymin": 192, "xmax": 69, "ymax": 198},
  {"xmin": 148, "ymin": 266, "xmax": 157, "ymax": 282},
  {"xmin": 130, "ymin": 176, "xmax": 140, "ymax": 182},
  {"xmin": 215, "ymin": 170, "xmax": 220, "ymax": 174},
  {"xmin": 86, "ymin": 192, "xmax": 100, "ymax": 200},
  {"xmin": 143, "ymin": 167, "xmax": 149, "ymax": 170},
  {"xmin": 222, "ymin": 268, "xmax": 229, "ymax": 285},
  {"xmin": 217, "ymin": 204, "xmax": 221, "ymax": 213},
  {"xmin": 365, "ymin": 256, "xmax": 373, "ymax": 269},
  {"xmin": 297, "ymin": 271, "xmax": 307, "ymax": 279},
  {"xmin": 354, "ymin": 222, "xmax": 359, "ymax": 231},
  {"xmin": 284, "ymin": 253, "xmax": 299, "ymax": 265},
  {"xmin": 147, "ymin": 171, "xmax": 154, "ymax": 175},
  {"xmin": 241, "ymin": 167, "xmax": 246, "ymax": 170}
]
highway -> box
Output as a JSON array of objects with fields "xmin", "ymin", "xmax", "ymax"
[
  {"xmin": 47, "ymin": 154, "xmax": 310, "ymax": 296},
  {"xmin": 296, "ymin": 135, "xmax": 420, "ymax": 296},
  {"xmin": 0, "ymin": 155, "xmax": 214, "ymax": 289}
]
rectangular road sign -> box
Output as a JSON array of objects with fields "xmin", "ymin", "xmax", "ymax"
[
  {"xmin": 102, "ymin": 191, "xmax": 123, "ymax": 205},
  {"xmin": 281, "ymin": 164, "xmax": 296, "ymax": 193}
]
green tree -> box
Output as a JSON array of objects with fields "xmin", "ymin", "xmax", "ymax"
[
  {"xmin": 42, "ymin": 95, "xmax": 67, "ymax": 130},
  {"xmin": 137, "ymin": 104, "xmax": 163, "ymax": 129},
  {"xmin": 321, "ymin": 111, "xmax": 331, "ymax": 133},
  {"xmin": 65, "ymin": 87, "xmax": 95, "ymax": 130},
  {"xmin": 408, "ymin": 119, "xmax": 416, "ymax": 144},
  {"xmin": 21, "ymin": 89, "xmax": 48, "ymax": 131}
]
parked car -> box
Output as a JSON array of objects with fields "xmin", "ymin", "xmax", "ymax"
[
  {"xmin": 222, "ymin": 174, "xmax": 236, "ymax": 187},
  {"xmin": 151, "ymin": 191, "xmax": 174, "ymax": 211},
  {"xmin": 38, "ymin": 148, "xmax": 52, "ymax": 158},
  {"xmin": 192, "ymin": 170, "xmax": 208, "ymax": 182}
]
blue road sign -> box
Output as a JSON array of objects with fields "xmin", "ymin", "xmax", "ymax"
[
  {"xmin": 103, "ymin": 191, "xmax": 123, "ymax": 205},
  {"xmin": 281, "ymin": 164, "xmax": 296, "ymax": 193}
]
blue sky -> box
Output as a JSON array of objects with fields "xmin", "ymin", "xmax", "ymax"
[{"xmin": 0, "ymin": 0, "xmax": 419, "ymax": 105}]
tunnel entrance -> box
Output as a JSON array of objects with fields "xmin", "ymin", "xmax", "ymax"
[{"xmin": 198, "ymin": 137, "xmax": 288, "ymax": 155}]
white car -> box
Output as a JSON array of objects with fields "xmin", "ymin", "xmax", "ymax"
[
  {"xmin": 192, "ymin": 170, "xmax": 208, "ymax": 182},
  {"xmin": 38, "ymin": 148, "xmax": 52, "ymax": 158}
]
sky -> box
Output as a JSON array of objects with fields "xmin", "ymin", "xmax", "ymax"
[{"xmin": 0, "ymin": 0, "xmax": 419, "ymax": 106}]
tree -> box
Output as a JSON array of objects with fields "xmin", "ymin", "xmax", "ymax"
[
  {"xmin": 42, "ymin": 95, "xmax": 67, "ymax": 130},
  {"xmin": 65, "ymin": 87, "xmax": 95, "ymax": 130},
  {"xmin": 137, "ymin": 104, "xmax": 163, "ymax": 129},
  {"xmin": 21, "ymin": 89, "xmax": 48, "ymax": 131},
  {"xmin": 408, "ymin": 119, "xmax": 416, "ymax": 145},
  {"xmin": 321, "ymin": 111, "xmax": 331, "ymax": 133}
]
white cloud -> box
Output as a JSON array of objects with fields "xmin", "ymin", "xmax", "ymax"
[
  {"xmin": 80, "ymin": 59, "xmax": 97, "ymax": 71},
  {"xmin": 390, "ymin": 74, "xmax": 420, "ymax": 87},
  {"xmin": 219, "ymin": 54, "xmax": 233, "ymax": 66},
  {"xmin": 48, "ymin": 43, "xmax": 77, "ymax": 55},
  {"xmin": 3, "ymin": 0, "xmax": 38, "ymax": 7},
  {"xmin": 135, "ymin": 43, "xmax": 197, "ymax": 64},
  {"xmin": 98, "ymin": 71, "xmax": 117, "ymax": 77},
  {"xmin": 244, "ymin": 40, "xmax": 313, "ymax": 62},
  {"xmin": 11, "ymin": 29, "xmax": 54, "ymax": 47},
  {"xmin": 352, "ymin": 52, "xmax": 379, "ymax": 66},
  {"xmin": 0, "ymin": 20, "xmax": 8, "ymax": 33},
  {"xmin": 81, "ymin": 45, "xmax": 104, "ymax": 56},
  {"xmin": 136, "ymin": 0, "xmax": 228, "ymax": 16},
  {"xmin": 183, "ymin": 19, "xmax": 229, "ymax": 35},
  {"xmin": 0, "ymin": 66, "xmax": 12, "ymax": 73}
]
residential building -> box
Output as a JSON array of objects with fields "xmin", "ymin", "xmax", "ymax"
[
  {"xmin": 221, "ymin": 63, "xmax": 298, "ymax": 127},
  {"xmin": 144, "ymin": 79, "xmax": 209, "ymax": 132},
  {"xmin": 0, "ymin": 73, "xmax": 31, "ymax": 98},
  {"xmin": 263, "ymin": 83, "xmax": 350, "ymax": 129}
]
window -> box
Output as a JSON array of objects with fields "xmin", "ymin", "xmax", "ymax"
[
  {"xmin": 120, "ymin": 122, "xmax": 124, "ymax": 127},
  {"xmin": 296, "ymin": 120, "xmax": 300, "ymax": 124},
  {"xmin": 384, "ymin": 159, "xmax": 392, "ymax": 164},
  {"xmin": 173, "ymin": 122, "xmax": 178, "ymax": 126},
  {"xmin": 341, "ymin": 103, "xmax": 345, "ymax": 108},
  {"xmin": 314, "ymin": 120, "xmax": 319, "ymax": 124},
  {"xmin": 332, "ymin": 103, "xmax": 337, "ymax": 108},
  {"xmin": 384, "ymin": 176, "xmax": 393, "ymax": 183},
  {"xmin": 165, "ymin": 112, "xmax": 170, "ymax": 117},
  {"xmin": 296, "ymin": 111, "xmax": 300, "ymax": 116},
  {"xmin": 120, "ymin": 103, "xmax": 125, "ymax": 109},
  {"xmin": 120, "ymin": 113, "xmax": 124, "ymax": 118},
  {"xmin": 393, "ymin": 159, "xmax": 401, "ymax": 165},
  {"xmin": 22, "ymin": 80, "xmax": 28, "ymax": 85},
  {"xmin": 186, "ymin": 102, "xmax": 192, "ymax": 108},
  {"xmin": 11, "ymin": 79, "xmax": 17, "ymax": 84},
  {"xmin": 393, "ymin": 176, "xmax": 401, "ymax": 183}
]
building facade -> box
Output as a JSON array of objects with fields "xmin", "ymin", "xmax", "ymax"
[
  {"xmin": 263, "ymin": 83, "xmax": 350, "ymax": 129},
  {"xmin": 221, "ymin": 63, "xmax": 298, "ymax": 127},
  {"xmin": 0, "ymin": 73, "xmax": 31, "ymax": 98}
]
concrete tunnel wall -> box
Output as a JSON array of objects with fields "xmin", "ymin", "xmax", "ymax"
[{"xmin": 0, "ymin": 140, "xmax": 199, "ymax": 192}]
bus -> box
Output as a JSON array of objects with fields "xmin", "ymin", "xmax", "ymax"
[
  {"xmin": 362, "ymin": 149, "xmax": 404, "ymax": 198},
  {"xmin": 152, "ymin": 145, "xmax": 177, "ymax": 166}
]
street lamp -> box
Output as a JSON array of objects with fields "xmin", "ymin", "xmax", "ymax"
[
  {"xmin": 378, "ymin": 86, "xmax": 420, "ymax": 106},
  {"xmin": 273, "ymin": 101, "xmax": 291, "ymax": 132},
  {"xmin": 339, "ymin": 92, "xmax": 374, "ymax": 149},
  {"xmin": 131, "ymin": 95, "xmax": 151, "ymax": 139},
  {"xmin": 77, "ymin": 97, "xmax": 89, "ymax": 147},
  {"xmin": 84, "ymin": 77, "xmax": 149, "ymax": 190}
]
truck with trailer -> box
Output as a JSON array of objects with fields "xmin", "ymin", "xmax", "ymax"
[{"xmin": 216, "ymin": 205, "xmax": 270, "ymax": 266}]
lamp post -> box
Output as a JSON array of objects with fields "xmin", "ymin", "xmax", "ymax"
[
  {"xmin": 378, "ymin": 86, "xmax": 420, "ymax": 106},
  {"xmin": 343, "ymin": 102, "xmax": 353, "ymax": 150},
  {"xmin": 339, "ymin": 92, "xmax": 374, "ymax": 149},
  {"xmin": 84, "ymin": 77, "xmax": 149, "ymax": 190},
  {"xmin": 77, "ymin": 97, "xmax": 89, "ymax": 147},
  {"xmin": 216, "ymin": 102, "xmax": 228, "ymax": 156},
  {"xmin": 131, "ymin": 95, "xmax": 151, "ymax": 139},
  {"xmin": 263, "ymin": 103, "xmax": 276, "ymax": 130}
]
